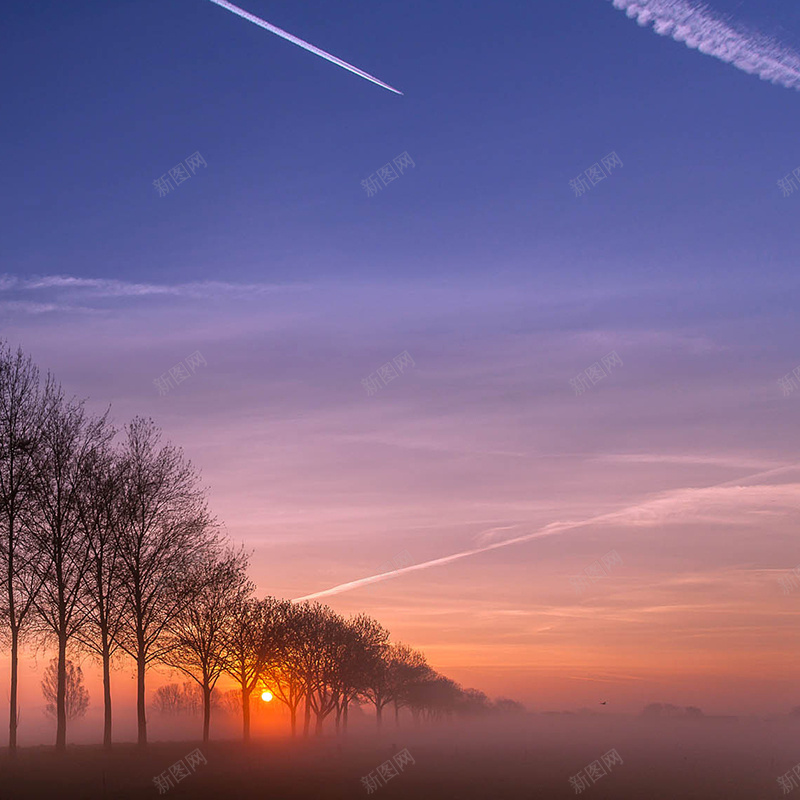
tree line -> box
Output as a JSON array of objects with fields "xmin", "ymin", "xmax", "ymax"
[{"xmin": 0, "ymin": 343, "xmax": 521, "ymax": 752}]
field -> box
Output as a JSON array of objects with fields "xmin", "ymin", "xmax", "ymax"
[{"xmin": 0, "ymin": 714, "xmax": 793, "ymax": 799}]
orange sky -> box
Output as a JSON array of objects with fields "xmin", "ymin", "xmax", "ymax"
[{"xmin": 2, "ymin": 275, "xmax": 800, "ymax": 735}]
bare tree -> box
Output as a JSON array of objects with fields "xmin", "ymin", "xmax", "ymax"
[
  {"xmin": 289, "ymin": 603, "xmax": 341, "ymax": 737},
  {"xmin": 115, "ymin": 417, "xmax": 217, "ymax": 748},
  {"xmin": 74, "ymin": 443, "xmax": 126, "ymax": 750},
  {"xmin": 357, "ymin": 617, "xmax": 392, "ymax": 729},
  {"xmin": 27, "ymin": 388, "xmax": 112, "ymax": 750},
  {"xmin": 0, "ymin": 343, "xmax": 48, "ymax": 754},
  {"xmin": 264, "ymin": 601, "xmax": 311, "ymax": 737},
  {"xmin": 306, "ymin": 607, "xmax": 343, "ymax": 736},
  {"xmin": 337, "ymin": 615, "xmax": 389, "ymax": 733},
  {"xmin": 160, "ymin": 546, "xmax": 252, "ymax": 742},
  {"xmin": 386, "ymin": 643, "xmax": 429, "ymax": 726},
  {"xmin": 41, "ymin": 657, "xmax": 89, "ymax": 722},
  {"xmin": 152, "ymin": 681, "xmax": 206, "ymax": 716},
  {"xmin": 222, "ymin": 595, "xmax": 289, "ymax": 742}
]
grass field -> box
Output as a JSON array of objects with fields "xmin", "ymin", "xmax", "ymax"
[{"xmin": 0, "ymin": 714, "xmax": 793, "ymax": 799}]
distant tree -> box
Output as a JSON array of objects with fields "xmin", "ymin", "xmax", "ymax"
[
  {"xmin": 494, "ymin": 698, "xmax": 525, "ymax": 715},
  {"xmin": 342, "ymin": 615, "xmax": 389, "ymax": 732},
  {"xmin": 41, "ymin": 658, "xmax": 89, "ymax": 722},
  {"xmin": 386, "ymin": 643, "xmax": 430, "ymax": 727},
  {"xmin": 151, "ymin": 681, "xmax": 206, "ymax": 716},
  {"xmin": 355, "ymin": 617, "xmax": 393, "ymax": 730},
  {"xmin": 299, "ymin": 604, "xmax": 346, "ymax": 736},
  {"xmin": 790, "ymin": 706, "xmax": 800, "ymax": 718},
  {"xmin": 457, "ymin": 688, "xmax": 492, "ymax": 715},
  {"xmin": 641, "ymin": 702, "xmax": 699, "ymax": 718},
  {"xmin": 264, "ymin": 601, "xmax": 312, "ymax": 737},
  {"xmin": 160, "ymin": 547, "xmax": 252, "ymax": 742},
  {"xmin": 222, "ymin": 595, "xmax": 289, "ymax": 742},
  {"xmin": 152, "ymin": 683, "xmax": 185, "ymax": 716},
  {"xmin": 406, "ymin": 673, "xmax": 462, "ymax": 722},
  {"xmin": 219, "ymin": 689, "xmax": 243, "ymax": 715}
]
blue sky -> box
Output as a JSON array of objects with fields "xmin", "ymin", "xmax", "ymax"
[
  {"xmin": 3, "ymin": 0, "xmax": 800, "ymax": 715},
  {"xmin": 3, "ymin": 0, "xmax": 800, "ymax": 289}
]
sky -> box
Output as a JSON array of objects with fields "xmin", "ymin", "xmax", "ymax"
[{"xmin": 3, "ymin": 0, "xmax": 800, "ymax": 723}]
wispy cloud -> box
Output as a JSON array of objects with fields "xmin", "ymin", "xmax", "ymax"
[
  {"xmin": 292, "ymin": 462, "xmax": 800, "ymax": 601},
  {"xmin": 0, "ymin": 274, "xmax": 311, "ymax": 310},
  {"xmin": 608, "ymin": 0, "xmax": 800, "ymax": 91}
]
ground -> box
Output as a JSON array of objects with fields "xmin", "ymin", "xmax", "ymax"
[{"xmin": 0, "ymin": 715, "xmax": 791, "ymax": 799}]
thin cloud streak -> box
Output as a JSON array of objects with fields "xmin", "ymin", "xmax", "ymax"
[
  {"xmin": 205, "ymin": 0, "xmax": 403, "ymax": 95},
  {"xmin": 0, "ymin": 275, "xmax": 311, "ymax": 301},
  {"xmin": 292, "ymin": 462, "xmax": 800, "ymax": 601},
  {"xmin": 608, "ymin": 0, "xmax": 800, "ymax": 91}
]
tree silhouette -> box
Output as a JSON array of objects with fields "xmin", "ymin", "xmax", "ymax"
[
  {"xmin": 114, "ymin": 417, "xmax": 217, "ymax": 748},
  {"xmin": 41, "ymin": 657, "xmax": 89, "ymax": 722},
  {"xmin": 27, "ymin": 388, "xmax": 112, "ymax": 750},
  {"xmin": 222, "ymin": 595, "xmax": 289, "ymax": 742},
  {"xmin": 74, "ymin": 442, "xmax": 126, "ymax": 751},
  {"xmin": 160, "ymin": 547, "xmax": 252, "ymax": 742},
  {"xmin": 0, "ymin": 342, "xmax": 526, "ymax": 750},
  {"xmin": 0, "ymin": 344, "xmax": 48, "ymax": 756}
]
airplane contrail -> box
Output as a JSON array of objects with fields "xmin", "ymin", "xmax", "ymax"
[
  {"xmin": 607, "ymin": 0, "xmax": 800, "ymax": 91},
  {"xmin": 205, "ymin": 0, "xmax": 403, "ymax": 95},
  {"xmin": 292, "ymin": 461, "xmax": 800, "ymax": 602}
]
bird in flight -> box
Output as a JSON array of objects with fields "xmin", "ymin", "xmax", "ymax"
[
  {"xmin": 205, "ymin": 0, "xmax": 403, "ymax": 95},
  {"xmin": 600, "ymin": 701, "xmax": 607, "ymax": 705}
]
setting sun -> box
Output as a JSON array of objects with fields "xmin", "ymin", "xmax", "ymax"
[{"xmin": 261, "ymin": 691, "xmax": 273, "ymax": 703}]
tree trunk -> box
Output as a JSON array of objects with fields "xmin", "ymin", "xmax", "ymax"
[
  {"xmin": 394, "ymin": 700, "xmax": 400, "ymax": 727},
  {"xmin": 202, "ymin": 684, "xmax": 211, "ymax": 743},
  {"xmin": 242, "ymin": 686, "xmax": 251, "ymax": 742},
  {"xmin": 56, "ymin": 634, "xmax": 67, "ymax": 750},
  {"xmin": 343, "ymin": 699, "xmax": 349, "ymax": 733},
  {"xmin": 136, "ymin": 646, "xmax": 147, "ymax": 747},
  {"xmin": 102, "ymin": 629, "xmax": 112, "ymax": 750},
  {"xmin": 303, "ymin": 695, "xmax": 312, "ymax": 737},
  {"xmin": 290, "ymin": 705, "xmax": 297, "ymax": 737},
  {"xmin": 9, "ymin": 624, "xmax": 19, "ymax": 756},
  {"xmin": 376, "ymin": 701, "xmax": 382, "ymax": 730},
  {"xmin": 335, "ymin": 703, "xmax": 341, "ymax": 734},
  {"xmin": 314, "ymin": 712, "xmax": 323, "ymax": 736}
]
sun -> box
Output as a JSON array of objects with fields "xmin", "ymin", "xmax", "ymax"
[{"xmin": 261, "ymin": 690, "xmax": 273, "ymax": 702}]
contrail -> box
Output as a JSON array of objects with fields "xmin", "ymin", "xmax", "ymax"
[
  {"xmin": 292, "ymin": 461, "xmax": 800, "ymax": 602},
  {"xmin": 607, "ymin": 0, "xmax": 800, "ymax": 91},
  {"xmin": 205, "ymin": 0, "xmax": 403, "ymax": 95}
]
